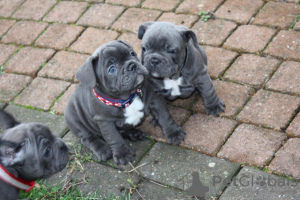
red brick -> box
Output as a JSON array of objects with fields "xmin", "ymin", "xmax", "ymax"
[
  {"xmin": 14, "ymin": 77, "xmax": 70, "ymax": 110},
  {"xmin": 0, "ymin": 73, "xmax": 32, "ymax": 102},
  {"xmin": 43, "ymin": 1, "xmax": 89, "ymax": 24},
  {"xmin": 69, "ymin": 28, "xmax": 119, "ymax": 54},
  {"xmin": 204, "ymin": 46, "xmax": 238, "ymax": 78},
  {"xmin": 77, "ymin": 4, "xmax": 125, "ymax": 28},
  {"xmin": 0, "ymin": 44, "xmax": 18, "ymax": 66},
  {"xmin": 269, "ymin": 138, "xmax": 300, "ymax": 179},
  {"xmin": 176, "ymin": 0, "xmax": 223, "ymax": 15},
  {"xmin": 252, "ymin": 1, "xmax": 300, "ymax": 29},
  {"xmin": 106, "ymin": 0, "xmax": 141, "ymax": 7},
  {"xmin": 12, "ymin": 0, "xmax": 56, "ymax": 20},
  {"xmin": 224, "ymin": 25, "xmax": 276, "ymax": 53},
  {"xmin": 193, "ymin": 80, "xmax": 253, "ymax": 118},
  {"xmin": 218, "ymin": 124, "xmax": 286, "ymax": 167},
  {"xmin": 38, "ymin": 51, "xmax": 88, "ymax": 81},
  {"xmin": 118, "ymin": 32, "xmax": 142, "ymax": 56},
  {"xmin": 112, "ymin": 8, "xmax": 161, "ymax": 32},
  {"xmin": 171, "ymin": 95, "xmax": 198, "ymax": 110},
  {"xmin": 192, "ymin": 19, "xmax": 237, "ymax": 46},
  {"xmin": 238, "ymin": 89, "xmax": 300, "ymax": 131},
  {"xmin": 1, "ymin": 21, "xmax": 48, "ymax": 45},
  {"xmin": 35, "ymin": 24, "xmax": 84, "ymax": 50},
  {"xmin": 287, "ymin": 113, "xmax": 300, "ymax": 137},
  {"xmin": 142, "ymin": 0, "xmax": 180, "ymax": 11},
  {"xmin": 0, "ymin": 19, "xmax": 16, "ymax": 37},
  {"xmin": 5, "ymin": 47, "xmax": 55, "ymax": 77},
  {"xmin": 266, "ymin": 61, "xmax": 300, "ymax": 95},
  {"xmin": 294, "ymin": 20, "xmax": 300, "ymax": 31},
  {"xmin": 264, "ymin": 30, "xmax": 300, "ymax": 61},
  {"xmin": 0, "ymin": 0, "xmax": 24, "ymax": 17},
  {"xmin": 182, "ymin": 113, "xmax": 237, "ymax": 156},
  {"xmin": 224, "ymin": 54, "xmax": 280, "ymax": 88},
  {"xmin": 52, "ymin": 84, "xmax": 77, "ymax": 115},
  {"xmin": 215, "ymin": 0, "xmax": 263, "ymax": 24},
  {"xmin": 157, "ymin": 13, "xmax": 198, "ymax": 28}
]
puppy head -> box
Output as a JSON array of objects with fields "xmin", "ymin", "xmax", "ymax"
[
  {"xmin": 76, "ymin": 40, "xmax": 149, "ymax": 99},
  {"xmin": 0, "ymin": 109, "xmax": 69, "ymax": 181},
  {"xmin": 138, "ymin": 21, "xmax": 199, "ymax": 79}
]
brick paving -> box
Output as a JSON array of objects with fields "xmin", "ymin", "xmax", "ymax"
[{"xmin": 0, "ymin": 0, "xmax": 300, "ymax": 199}]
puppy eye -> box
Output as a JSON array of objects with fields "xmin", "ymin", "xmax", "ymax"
[
  {"xmin": 142, "ymin": 47, "xmax": 147, "ymax": 52},
  {"xmin": 108, "ymin": 66, "xmax": 117, "ymax": 74},
  {"xmin": 167, "ymin": 48, "xmax": 176, "ymax": 54},
  {"xmin": 130, "ymin": 51, "xmax": 136, "ymax": 57},
  {"xmin": 43, "ymin": 147, "xmax": 52, "ymax": 157}
]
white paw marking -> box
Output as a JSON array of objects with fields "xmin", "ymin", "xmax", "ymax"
[
  {"xmin": 163, "ymin": 77, "xmax": 182, "ymax": 96},
  {"xmin": 124, "ymin": 97, "xmax": 144, "ymax": 126}
]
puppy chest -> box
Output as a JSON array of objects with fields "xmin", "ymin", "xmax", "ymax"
[
  {"xmin": 124, "ymin": 97, "xmax": 144, "ymax": 126},
  {"xmin": 163, "ymin": 77, "xmax": 183, "ymax": 96}
]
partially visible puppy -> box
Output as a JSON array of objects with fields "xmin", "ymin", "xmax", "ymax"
[
  {"xmin": 138, "ymin": 21, "xmax": 225, "ymax": 116},
  {"xmin": 0, "ymin": 109, "xmax": 69, "ymax": 200},
  {"xmin": 65, "ymin": 40, "xmax": 185, "ymax": 165}
]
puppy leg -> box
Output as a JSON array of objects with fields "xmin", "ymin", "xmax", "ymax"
[
  {"xmin": 81, "ymin": 135, "xmax": 112, "ymax": 161},
  {"xmin": 120, "ymin": 129, "xmax": 147, "ymax": 142}
]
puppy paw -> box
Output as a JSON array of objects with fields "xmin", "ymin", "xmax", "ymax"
[
  {"xmin": 166, "ymin": 127, "xmax": 186, "ymax": 145},
  {"xmin": 94, "ymin": 144, "xmax": 112, "ymax": 162},
  {"xmin": 113, "ymin": 146, "xmax": 135, "ymax": 165},
  {"xmin": 206, "ymin": 99, "xmax": 225, "ymax": 117},
  {"xmin": 122, "ymin": 129, "xmax": 147, "ymax": 142}
]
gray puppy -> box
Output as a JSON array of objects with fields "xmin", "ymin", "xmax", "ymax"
[
  {"xmin": 0, "ymin": 109, "xmax": 69, "ymax": 200},
  {"xmin": 138, "ymin": 21, "xmax": 225, "ymax": 116},
  {"xmin": 65, "ymin": 40, "xmax": 185, "ymax": 165}
]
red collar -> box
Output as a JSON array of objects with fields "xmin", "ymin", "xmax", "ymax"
[{"xmin": 0, "ymin": 164, "xmax": 35, "ymax": 192}]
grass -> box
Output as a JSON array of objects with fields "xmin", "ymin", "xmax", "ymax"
[
  {"xmin": 198, "ymin": 11, "xmax": 211, "ymax": 22},
  {"xmin": 289, "ymin": 13, "xmax": 300, "ymax": 29}
]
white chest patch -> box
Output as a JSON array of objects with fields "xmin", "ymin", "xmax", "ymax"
[
  {"xmin": 163, "ymin": 77, "xmax": 183, "ymax": 96},
  {"xmin": 124, "ymin": 97, "xmax": 144, "ymax": 126}
]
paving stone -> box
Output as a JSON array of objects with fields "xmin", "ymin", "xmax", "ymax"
[
  {"xmin": 220, "ymin": 167, "xmax": 300, "ymax": 200},
  {"xmin": 182, "ymin": 113, "xmax": 237, "ymax": 156},
  {"xmin": 131, "ymin": 180, "xmax": 190, "ymax": 200},
  {"xmin": 224, "ymin": 54, "xmax": 281, "ymax": 88},
  {"xmin": 138, "ymin": 142, "xmax": 240, "ymax": 199},
  {"xmin": 35, "ymin": 24, "xmax": 84, "ymax": 50},
  {"xmin": 0, "ymin": 19, "xmax": 16, "ymax": 37},
  {"xmin": 69, "ymin": 28, "xmax": 119, "ymax": 54},
  {"xmin": 223, "ymin": 25, "xmax": 276, "ymax": 53},
  {"xmin": 238, "ymin": 89, "xmax": 299, "ymax": 131},
  {"xmin": 218, "ymin": 124, "xmax": 286, "ymax": 168},
  {"xmin": 38, "ymin": 51, "xmax": 88, "ymax": 81},
  {"xmin": 137, "ymin": 106, "xmax": 191, "ymax": 143},
  {"xmin": 142, "ymin": 0, "xmax": 180, "ymax": 11},
  {"xmin": 294, "ymin": 20, "xmax": 300, "ymax": 31},
  {"xmin": 112, "ymin": 8, "xmax": 161, "ymax": 32},
  {"xmin": 0, "ymin": 0, "xmax": 24, "ymax": 17},
  {"xmin": 192, "ymin": 19, "xmax": 237, "ymax": 46},
  {"xmin": 266, "ymin": 61, "xmax": 300, "ymax": 96},
  {"xmin": 252, "ymin": 1, "xmax": 300, "ymax": 29},
  {"xmin": 14, "ymin": 77, "xmax": 70, "ymax": 111},
  {"xmin": 12, "ymin": 0, "xmax": 56, "ymax": 20},
  {"xmin": 193, "ymin": 80, "xmax": 253, "ymax": 118},
  {"xmin": 0, "ymin": 73, "xmax": 32, "ymax": 102},
  {"xmin": 171, "ymin": 94, "xmax": 199, "ymax": 110},
  {"xmin": 157, "ymin": 12, "xmax": 198, "ymax": 28},
  {"xmin": 43, "ymin": 1, "xmax": 88, "ymax": 24},
  {"xmin": 0, "ymin": 44, "xmax": 18, "ymax": 66},
  {"xmin": 52, "ymin": 84, "xmax": 77, "ymax": 115},
  {"xmin": 215, "ymin": 0, "xmax": 263, "ymax": 24},
  {"xmin": 118, "ymin": 32, "xmax": 142, "ymax": 56},
  {"xmin": 4, "ymin": 47, "xmax": 55, "ymax": 76},
  {"xmin": 204, "ymin": 46, "xmax": 239, "ymax": 79},
  {"xmin": 269, "ymin": 138, "xmax": 300, "ymax": 179},
  {"xmin": 176, "ymin": 0, "xmax": 223, "ymax": 15},
  {"xmin": 286, "ymin": 113, "xmax": 300, "ymax": 137},
  {"xmin": 77, "ymin": 4, "xmax": 125, "ymax": 28},
  {"xmin": 0, "ymin": 103, "xmax": 5, "ymax": 109},
  {"xmin": 4, "ymin": 104, "xmax": 67, "ymax": 137},
  {"xmin": 106, "ymin": 0, "xmax": 142, "ymax": 7},
  {"xmin": 264, "ymin": 30, "xmax": 300, "ymax": 61},
  {"xmin": 1, "ymin": 21, "xmax": 48, "ymax": 45}
]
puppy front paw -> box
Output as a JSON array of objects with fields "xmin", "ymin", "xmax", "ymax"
[
  {"xmin": 113, "ymin": 146, "xmax": 135, "ymax": 165},
  {"xmin": 205, "ymin": 99, "xmax": 225, "ymax": 117},
  {"xmin": 166, "ymin": 126, "xmax": 186, "ymax": 145},
  {"xmin": 122, "ymin": 128, "xmax": 147, "ymax": 142},
  {"xmin": 94, "ymin": 144, "xmax": 112, "ymax": 161}
]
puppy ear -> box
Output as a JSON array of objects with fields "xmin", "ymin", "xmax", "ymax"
[
  {"xmin": 0, "ymin": 139, "xmax": 23, "ymax": 167},
  {"xmin": 0, "ymin": 109, "xmax": 20, "ymax": 131},
  {"xmin": 75, "ymin": 55, "xmax": 99, "ymax": 87},
  {"xmin": 138, "ymin": 21, "xmax": 155, "ymax": 39},
  {"xmin": 177, "ymin": 26, "xmax": 199, "ymax": 48}
]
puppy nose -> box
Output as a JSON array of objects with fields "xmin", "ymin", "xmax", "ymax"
[{"xmin": 150, "ymin": 58, "xmax": 160, "ymax": 66}]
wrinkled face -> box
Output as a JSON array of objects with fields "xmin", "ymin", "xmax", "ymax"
[
  {"xmin": 140, "ymin": 23, "xmax": 187, "ymax": 79},
  {"xmin": 94, "ymin": 41, "xmax": 149, "ymax": 97},
  {"xmin": 1, "ymin": 123, "xmax": 69, "ymax": 181}
]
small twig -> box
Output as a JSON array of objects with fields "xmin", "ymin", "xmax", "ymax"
[
  {"xmin": 125, "ymin": 162, "xmax": 148, "ymax": 174},
  {"xmin": 136, "ymin": 189, "xmax": 145, "ymax": 200},
  {"xmin": 148, "ymin": 180, "xmax": 168, "ymax": 188}
]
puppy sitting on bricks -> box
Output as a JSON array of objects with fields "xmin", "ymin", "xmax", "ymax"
[
  {"xmin": 138, "ymin": 21, "xmax": 225, "ymax": 117},
  {"xmin": 0, "ymin": 109, "xmax": 69, "ymax": 200},
  {"xmin": 65, "ymin": 40, "xmax": 185, "ymax": 165}
]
